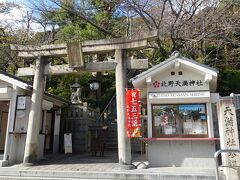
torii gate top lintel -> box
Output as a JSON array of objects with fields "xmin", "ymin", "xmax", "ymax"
[
  {"xmin": 11, "ymin": 31, "xmax": 157, "ymax": 76},
  {"xmin": 10, "ymin": 31, "xmax": 157, "ymax": 58}
]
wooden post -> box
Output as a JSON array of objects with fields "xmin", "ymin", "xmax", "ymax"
[
  {"xmin": 23, "ymin": 56, "xmax": 46, "ymax": 165},
  {"xmin": 115, "ymin": 49, "xmax": 132, "ymax": 167}
]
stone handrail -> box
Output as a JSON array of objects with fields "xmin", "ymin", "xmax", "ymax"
[{"xmin": 63, "ymin": 105, "xmax": 100, "ymax": 120}]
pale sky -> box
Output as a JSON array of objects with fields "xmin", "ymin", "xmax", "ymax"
[{"xmin": 0, "ymin": 0, "xmax": 45, "ymax": 32}]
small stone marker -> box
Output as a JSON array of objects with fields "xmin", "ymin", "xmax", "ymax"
[{"xmin": 217, "ymin": 99, "xmax": 240, "ymax": 180}]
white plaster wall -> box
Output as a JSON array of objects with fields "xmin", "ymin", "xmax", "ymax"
[
  {"xmin": 37, "ymin": 135, "xmax": 45, "ymax": 160},
  {"xmin": 8, "ymin": 95, "xmax": 31, "ymax": 165},
  {"xmin": 147, "ymin": 95, "xmax": 152, "ymax": 138},
  {"xmin": 9, "ymin": 134, "xmax": 44, "ymax": 164},
  {"xmin": 3, "ymin": 86, "xmax": 16, "ymax": 164},
  {"xmin": 8, "ymin": 134, "xmax": 26, "ymax": 164},
  {"xmin": 206, "ymin": 102, "xmax": 214, "ymax": 138},
  {"xmin": 148, "ymin": 140, "xmax": 216, "ymax": 168},
  {"xmin": 53, "ymin": 112, "xmax": 61, "ymax": 153},
  {"xmin": 54, "ymin": 113, "xmax": 61, "ymax": 135},
  {"xmin": 0, "ymin": 80, "xmax": 11, "ymax": 88},
  {"xmin": 0, "ymin": 88, "xmax": 12, "ymax": 100}
]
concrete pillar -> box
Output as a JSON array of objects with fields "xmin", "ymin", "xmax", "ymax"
[
  {"xmin": 115, "ymin": 49, "xmax": 132, "ymax": 166},
  {"xmin": 23, "ymin": 56, "xmax": 46, "ymax": 165},
  {"xmin": 53, "ymin": 110, "xmax": 61, "ymax": 153},
  {"xmin": 3, "ymin": 86, "xmax": 17, "ymax": 165},
  {"xmin": 206, "ymin": 102, "xmax": 214, "ymax": 138}
]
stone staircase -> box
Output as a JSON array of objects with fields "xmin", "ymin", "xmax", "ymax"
[
  {"xmin": 104, "ymin": 121, "xmax": 118, "ymax": 151},
  {"xmin": 97, "ymin": 95, "xmax": 118, "ymax": 151},
  {"xmin": 97, "ymin": 70, "xmax": 137, "ymax": 152}
]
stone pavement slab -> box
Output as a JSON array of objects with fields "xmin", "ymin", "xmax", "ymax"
[
  {"xmin": 0, "ymin": 152, "xmax": 224, "ymax": 180},
  {"xmin": 0, "ymin": 168, "xmax": 220, "ymax": 180}
]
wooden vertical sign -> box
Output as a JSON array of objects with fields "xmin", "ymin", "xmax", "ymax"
[
  {"xmin": 67, "ymin": 41, "xmax": 84, "ymax": 68},
  {"xmin": 217, "ymin": 99, "xmax": 240, "ymax": 179}
]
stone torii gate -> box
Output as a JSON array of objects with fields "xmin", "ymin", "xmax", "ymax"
[{"xmin": 10, "ymin": 31, "xmax": 157, "ymax": 167}]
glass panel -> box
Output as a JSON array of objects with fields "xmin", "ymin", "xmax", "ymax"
[{"xmin": 152, "ymin": 104, "xmax": 208, "ymax": 137}]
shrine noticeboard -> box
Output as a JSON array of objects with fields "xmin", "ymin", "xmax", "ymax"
[{"xmin": 125, "ymin": 89, "xmax": 141, "ymax": 138}]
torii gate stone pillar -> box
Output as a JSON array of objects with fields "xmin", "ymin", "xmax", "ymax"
[
  {"xmin": 115, "ymin": 49, "xmax": 131, "ymax": 166},
  {"xmin": 23, "ymin": 56, "xmax": 46, "ymax": 165}
]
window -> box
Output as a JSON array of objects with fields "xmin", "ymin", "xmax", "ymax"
[{"xmin": 152, "ymin": 104, "xmax": 208, "ymax": 138}]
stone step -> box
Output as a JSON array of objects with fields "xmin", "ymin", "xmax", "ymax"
[
  {"xmin": 103, "ymin": 144, "xmax": 117, "ymax": 147},
  {"xmin": 104, "ymin": 138, "xmax": 117, "ymax": 142},
  {"xmin": 0, "ymin": 175, "xmax": 219, "ymax": 180},
  {"xmin": 105, "ymin": 147, "xmax": 118, "ymax": 151},
  {"xmin": 0, "ymin": 168, "xmax": 223, "ymax": 180},
  {"xmin": 104, "ymin": 141, "xmax": 117, "ymax": 145},
  {"xmin": 105, "ymin": 131, "xmax": 117, "ymax": 135},
  {"xmin": 0, "ymin": 176, "xmax": 97, "ymax": 180},
  {"xmin": 105, "ymin": 143, "xmax": 118, "ymax": 149},
  {"xmin": 103, "ymin": 136, "xmax": 117, "ymax": 140}
]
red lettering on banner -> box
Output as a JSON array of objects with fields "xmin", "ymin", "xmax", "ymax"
[{"xmin": 125, "ymin": 89, "xmax": 141, "ymax": 138}]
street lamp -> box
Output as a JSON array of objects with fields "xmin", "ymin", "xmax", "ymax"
[
  {"xmin": 89, "ymin": 76, "xmax": 100, "ymax": 91},
  {"xmin": 89, "ymin": 76, "xmax": 100, "ymax": 107}
]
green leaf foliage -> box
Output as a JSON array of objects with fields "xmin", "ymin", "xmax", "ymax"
[{"xmin": 218, "ymin": 69, "xmax": 240, "ymax": 96}]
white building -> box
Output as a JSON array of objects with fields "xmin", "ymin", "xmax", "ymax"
[
  {"xmin": 130, "ymin": 52, "xmax": 220, "ymax": 168},
  {"xmin": 0, "ymin": 71, "xmax": 68, "ymax": 166}
]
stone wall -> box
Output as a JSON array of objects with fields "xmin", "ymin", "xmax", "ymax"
[
  {"xmin": 236, "ymin": 109, "xmax": 240, "ymax": 145},
  {"xmin": 60, "ymin": 104, "xmax": 99, "ymax": 153}
]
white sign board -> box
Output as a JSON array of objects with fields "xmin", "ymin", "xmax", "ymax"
[
  {"xmin": 149, "ymin": 69, "xmax": 210, "ymax": 93},
  {"xmin": 17, "ymin": 96, "xmax": 26, "ymax": 110},
  {"xmin": 217, "ymin": 99, "xmax": 240, "ymax": 179},
  {"xmin": 64, "ymin": 133, "xmax": 72, "ymax": 154},
  {"xmin": 149, "ymin": 91, "xmax": 210, "ymax": 99}
]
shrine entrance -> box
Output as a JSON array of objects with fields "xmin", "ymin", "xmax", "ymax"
[{"xmin": 10, "ymin": 31, "xmax": 157, "ymax": 167}]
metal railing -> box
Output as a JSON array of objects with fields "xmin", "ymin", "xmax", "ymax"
[
  {"xmin": 97, "ymin": 70, "xmax": 137, "ymax": 125},
  {"xmin": 214, "ymin": 149, "xmax": 240, "ymax": 180},
  {"xmin": 97, "ymin": 94, "xmax": 116, "ymax": 125}
]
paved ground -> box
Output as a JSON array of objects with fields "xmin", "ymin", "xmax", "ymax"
[
  {"xmin": 0, "ymin": 152, "xmax": 222, "ymax": 180},
  {"xmin": 4, "ymin": 152, "xmax": 147, "ymax": 171}
]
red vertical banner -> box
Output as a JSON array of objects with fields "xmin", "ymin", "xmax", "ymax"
[{"xmin": 125, "ymin": 89, "xmax": 141, "ymax": 138}]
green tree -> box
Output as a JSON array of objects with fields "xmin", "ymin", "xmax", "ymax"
[{"xmin": 32, "ymin": 0, "xmax": 123, "ymax": 106}]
